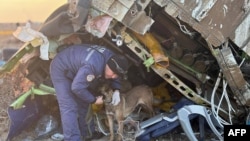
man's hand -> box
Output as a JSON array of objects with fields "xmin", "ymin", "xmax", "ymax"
[
  {"xmin": 94, "ymin": 96, "xmax": 103, "ymax": 105},
  {"xmin": 111, "ymin": 90, "xmax": 120, "ymax": 106}
]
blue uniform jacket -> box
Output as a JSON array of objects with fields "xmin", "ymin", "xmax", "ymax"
[{"xmin": 51, "ymin": 44, "xmax": 121, "ymax": 103}]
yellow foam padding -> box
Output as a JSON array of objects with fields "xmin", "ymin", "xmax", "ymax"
[
  {"xmin": 132, "ymin": 32, "xmax": 169, "ymax": 68},
  {"xmin": 152, "ymin": 82, "xmax": 176, "ymax": 111},
  {"xmin": 92, "ymin": 104, "xmax": 104, "ymax": 112}
]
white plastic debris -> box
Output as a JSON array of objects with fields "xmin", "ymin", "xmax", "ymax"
[
  {"xmin": 35, "ymin": 115, "xmax": 58, "ymax": 137},
  {"xmin": 51, "ymin": 133, "xmax": 64, "ymax": 141},
  {"xmin": 13, "ymin": 22, "xmax": 50, "ymax": 60}
]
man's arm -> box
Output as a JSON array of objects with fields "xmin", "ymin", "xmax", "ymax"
[{"xmin": 71, "ymin": 65, "xmax": 96, "ymax": 103}]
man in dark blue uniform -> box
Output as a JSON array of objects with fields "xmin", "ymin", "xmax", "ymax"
[{"xmin": 50, "ymin": 44, "xmax": 129, "ymax": 141}]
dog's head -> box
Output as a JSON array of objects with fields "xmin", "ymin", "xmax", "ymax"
[{"xmin": 99, "ymin": 83, "xmax": 114, "ymax": 103}]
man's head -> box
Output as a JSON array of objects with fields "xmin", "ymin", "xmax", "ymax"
[{"xmin": 105, "ymin": 55, "xmax": 129, "ymax": 79}]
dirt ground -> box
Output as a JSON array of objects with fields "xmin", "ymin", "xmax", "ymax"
[
  {"xmin": 0, "ymin": 50, "xmax": 29, "ymax": 141},
  {"xmin": 0, "ymin": 33, "xmax": 25, "ymax": 141},
  {"xmin": 0, "ymin": 76, "xmax": 16, "ymax": 141}
]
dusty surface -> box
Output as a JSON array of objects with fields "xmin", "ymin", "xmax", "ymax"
[
  {"xmin": 0, "ymin": 31, "xmax": 30, "ymax": 141},
  {"xmin": 0, "ymin": 68, "xmax": 35, "ymax": 141},
  {"xmin": 0, "ymin": 76, "xmax": 16, "ymax": 141}
]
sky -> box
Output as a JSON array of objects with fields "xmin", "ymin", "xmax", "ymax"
[{"xmin": 0, "ymin": 0, "xmax": 67, "ymax": 23}]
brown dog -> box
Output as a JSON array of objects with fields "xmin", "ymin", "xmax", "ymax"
[{"xmin": 100, "ymin": 84, "xmax": 155, "ymax": 141}]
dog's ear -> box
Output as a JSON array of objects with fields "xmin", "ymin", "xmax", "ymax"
[
  {"xmin": 98, "ymin": 85, "xmax": 105, "ymax": 94},
  {"xmin": 98, "ymin": 83, "xmax": 110, "ymax": 94}
]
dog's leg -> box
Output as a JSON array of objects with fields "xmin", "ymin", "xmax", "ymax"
[
  {"xmin": 149, "ymin": 106, "xmax": 155, "ymax": 117},
  {"xmin": 143, "ymin": 102, "xmax": 155, "ymax": 117},
  {"xmin": 107, "ymin": 114, "xmax": 114, "ymax": 141},
  {"xmin": 147, "ymin": 102, "xmax": 155, "ymax": 117},
  {"xmin": 145, "ymin": 96, "xmax": 155, "ymax": 117},
  {"xmin": 116, "ymin": 112, "xmax": 124, "ymax": 141}
]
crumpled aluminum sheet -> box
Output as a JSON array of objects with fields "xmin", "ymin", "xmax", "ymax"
[{"xmin": 92, "ymin": 0, "xmax": 154, "ymax": 34}]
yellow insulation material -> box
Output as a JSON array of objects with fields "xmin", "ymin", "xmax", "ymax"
[
  {"xmin": 152, "ymin": 82, "xmax": 176, "ymax": 112},
  {"xmin": 132, "ymin": 32, "xmax": 169, "ymax": 68}
]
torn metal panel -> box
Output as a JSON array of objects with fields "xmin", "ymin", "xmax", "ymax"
[
  {"xmin": 155, "ymin": 0, "xmax": 218, "ymax": 22},
  {"xmin": 122, "ymin": 9, "xmax": 155, "ymax": 35},
  {"xmin": 160, "ymin": 1, "xmax": 225, "ymax": 47},
  {"xmin": 91, "ymin": 0, "xmax": 115, "ymax": 12},
  {"xmin": 107, "ymin": 1, "xmax": 129, "ymax": 21},
  {"xmin": 213, "ymin": 47, "xmax": 250, "ymax": 105},
  {"xmin": 154, "ymin": 0, "xmax": 248, "ymax": 47},
  {"xmin": 163, "ymin": 1, "xmax": 180, "ymax": 18},
  {"xmin": 191, "ymin": 0, "xmax": 217, "ymax": 22},
  {"xmin": 219, "ymin": 47, "xmax": 246, "ymax": 89},
  {"xmin": 231, "ymin": 13, "xmax": 250, "ymax": 56},
  {"xmin": 134, "ymin": 0, "xmax": 152, "ymax": 11},
  {"xmin": 118, "ymin": 0, "xmax": 135, "ymax": 8},
  {"xmin": 92, "ymin": 0, "xmax": 154, "ymax": 34},
  {"xmin": 92, "ymin": 0, "xmax": 129, "ymax": 21},
  {"xmin": 153, "ymin": 0, "xmax": 169, "ymax": 7}
]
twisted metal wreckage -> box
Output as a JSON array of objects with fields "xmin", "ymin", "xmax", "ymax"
[{"xmin": 1, "ymin": 0, "xmax": 250, "ymax": 140}]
